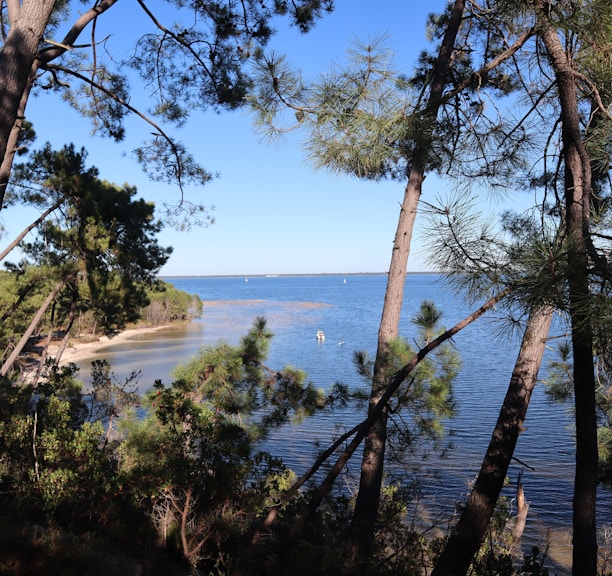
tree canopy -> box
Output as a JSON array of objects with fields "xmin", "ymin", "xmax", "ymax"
[{"xmin": 0, "ymin": 0, "xmax": 333, "ymax": 223}]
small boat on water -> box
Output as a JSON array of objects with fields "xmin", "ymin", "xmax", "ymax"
[{"xmin": 316, "ymin": 330, "xmax": 325, "ymax": 341}]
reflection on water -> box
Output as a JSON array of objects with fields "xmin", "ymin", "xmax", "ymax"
[{"xmin": 76, "ymin": 322, "xmax": 209, "ymax": 390}]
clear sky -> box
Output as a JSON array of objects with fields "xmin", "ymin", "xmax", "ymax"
[{"xmin": 1, "ymin": 1, "xmax": 527, "ymax": 277}]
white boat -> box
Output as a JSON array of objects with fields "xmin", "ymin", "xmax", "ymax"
[{"xmin": 316, "ymin": 330, "xmax": 325, "ymax": 341}]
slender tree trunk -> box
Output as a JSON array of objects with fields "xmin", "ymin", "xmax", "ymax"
[
  {"xmin": 349, "ymin": 0, "xmax": 466, "ymax": 558},
  {"xmin": 432, "ymin": 305, "xmax": 554, "ymax": 576},
  {"xmin": 566, "ymin": 186, "xmax": 598, "ymax": 576},
  {"xmin": 349, "ymin": 171, "xmax": 421, "ymax": 553},
  {"xmin": 0, "ymin": 281, "xmax": 37, "ymax": 324},
  {"xmin": 0, "ymin": 1, "xmax": 56, "ymax": 209},
  {"xmin": 0, "ymin": 277, "xmax": 67, "ymax": 376},
  {"xmin": 511, "ymin": 470, "xmax": 529, "ymax": 543},
  {"xmin": 33, "ymin": 303, "xmax": 56, "ymax": 382},
  {"xmin": 0, "ymin": 195, "xmax": 66, "ymax": 262},
  {"xmin": 538, "ymin": 19, "xmax": 598, "ymax": 575},
  {"xmin": 54, "ymin": 296, "xmax": 78, "ymax": 365}
]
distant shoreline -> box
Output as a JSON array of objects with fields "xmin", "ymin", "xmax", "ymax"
[{"xmin": 158, "ymin": 271, "xmax": 437, "ymax": 279}]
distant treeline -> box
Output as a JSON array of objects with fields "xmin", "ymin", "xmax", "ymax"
[{"xmin": 143, "ymin": 282, "xmax": 203, "ymax": 325}]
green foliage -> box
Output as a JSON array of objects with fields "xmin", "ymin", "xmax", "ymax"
[
  {"xmin": 0, "ymin": 265, "xmax": 53, "ymax": 352},
  {"xmin": 8, "ymin": 142, "xmax": 92, "ymax": 207},
  {"xmin": 1, "ymin": 143, "xmax": 174, "ymax": 369},
  {"xmin": 167, "ymin": 316, "xmax": 326, "ymax": 434},
  {"xmin": 35, "ymin": 396, "xmax": 107, "ymax": 512},
  {"xmin": 0, "ymin": 317, "xmax": 338, "ymax": 571},
  {"xmin": 469, "ymin": 544, "xmax": 553, "ymax": 576},
  {"xmin": 470, "ymin": 549, "xmax": 514, "ymax": 576},
  {"xmin": 26, "ymin": 0, "xmax": 334, "ymax": 209},
  {"xmin": 250, "ymin": 36, "xmax": 418, "ymax": 181},
  {"xmin": 520, "ymin": 547, "xmax": 550, "ymax": 576},
  {"xmin": 421, "ymin": 189, "xmax": 570, "ymax": 317},
  {"xmin": 0, "ymin": 364, "xmax": 115, "ymax": 523},
  {"xmin": 144, "ymin": 280, "xmax": 203, "ymax": 324},
  {"xmin": 250, "ymin": 0, "xmax": 537, "ymax": 188},
  {"xmin": 116, "ymin": 317, "xmax": 329, "ymax": 568},
  {"xmin": 544, "ymin": 341, "xmax": 574, "ymax": 404},
  {"xmin": 82, "ymin": 359, "xmax": 140, "ymax": 437},
  {"xmin": 124, "ymin": 1, "xmax": 333, "ymax": 118},
  {"xmin": 367, "ymin": 482, "xmax": 432, "ymax": 575}
]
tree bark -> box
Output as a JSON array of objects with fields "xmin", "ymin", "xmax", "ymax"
[
  {"xmin": 349, "ymin": 0, "xmax": 466, "ymax": 559},
  {"xmin": 432, "ymin": 305, "xmax": 554, "ymax": 576},
  {"xmin": 538, "ymin": 16, "xmax": 598, "ymax": 575},
  {"xmin": 0, "ymin": 0, "xmax": 120, "ymax": 209},
  {"xmin": 0, "ymin": 1, "xmax": 56, "ymax": 208},
  {"xmin": 0, "ymin": 68, "xmax": 34, "ymax": 204}
]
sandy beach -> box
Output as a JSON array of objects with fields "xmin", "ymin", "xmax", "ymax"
[{"xmin": 50, "ymin": 324, "xmax": 176, "ymax": 366}]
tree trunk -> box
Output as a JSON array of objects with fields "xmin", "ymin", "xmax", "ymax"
[
  {"xmin": 0, "ymin": 277, "xmax": 67, "ymax": 376},
  {"xmin": 54, "ymin": 296, "xmax": 78, "ymax": 365},
  {"xmin": 0, "ymin": 195, "xmax": 66, "ymax": 262},
  {"xmin": 0, "ymin": 1, "xmax": 56, "ymax": 208},
  {"xmin": 511, "ymin": 470, "xmax": 529, "ymax": 544},
  {"xmin": 538, "ymin": 18, "xmax": 598, "ymax": 575},
  {"xmin": 349, "ymin": 170, "xmax": 421, "ymax": 553},
  {"xmin": 0, "ymin": 70, "xmax": 34, "ymax": 204},
  {"xmin": 349, "ymin": 0, "xmax": 466, "ymax": 558},
  {"xmin": 432, "ymin": 305, "xmax": 553, "ymax": 576},
  {"xmin": 0, "ymin": 281, "xmax": 37, "ymax": 324},
  {"xmin": 33, "ymin": 307, "xmax": 56, "ymax": 382},
  {"xmin": 0, "ymin": 0, "xmax": 120, "ymax": 209}
]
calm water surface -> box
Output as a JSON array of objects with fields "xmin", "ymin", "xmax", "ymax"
[{"xmin": 75, "ymin": 274, "xmax": 611, "ymax": 570}]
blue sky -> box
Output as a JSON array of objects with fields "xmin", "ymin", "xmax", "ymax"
[{"xmin": 1, "ymin": 1, "xmax": 526, "ymax": 276}]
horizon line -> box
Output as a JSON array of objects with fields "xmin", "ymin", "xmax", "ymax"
[{"xmin": 158, "ymin": 271, "xmax": 438, "ymax": 279}]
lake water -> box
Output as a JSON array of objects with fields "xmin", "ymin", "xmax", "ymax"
[{"xmin": 74, "ymin": 273, "xmax": 611, "ymax": 571}]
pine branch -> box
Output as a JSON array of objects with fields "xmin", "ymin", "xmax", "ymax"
[
  {"xmin": 440, "ymin": 27, "xmax": 536, "ymax": 107},
  {"xmin": 135, "ymin": 0, "xmax": 218, "ymax": 98},
  {"xmin": 40, "ymin": 62, "xmax": 193, "ymax": 196},
  {"xmin": 38, "ymin": 0, "xmax": 120, "ymax": 64},
  {"xmin": 574, "ymin": 69, "xmax": 612, "ymax": 123},
  {"xmin": 244, "ymin": 288, "xmax": 510, "ymax": 560}
]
